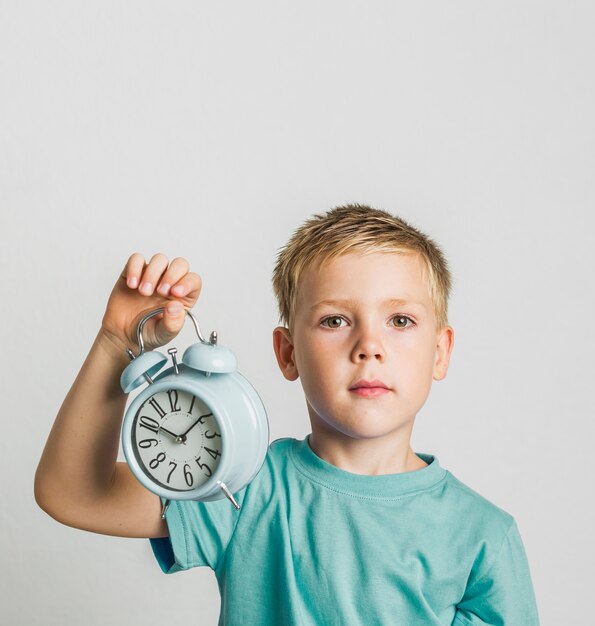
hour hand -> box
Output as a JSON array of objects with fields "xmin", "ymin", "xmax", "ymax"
[{"xmin": 159, "ymin": 426, "xmax": 185, "ymax": 443}]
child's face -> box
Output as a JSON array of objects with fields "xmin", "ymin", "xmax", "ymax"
[{"xmin": 273, "ymin": 251, "xmax": 454, "ymax": 443}]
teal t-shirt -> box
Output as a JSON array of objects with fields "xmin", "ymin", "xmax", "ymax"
[{"xmin": 150, "ymin": 437, "xmax": 540, "ymax": 625}]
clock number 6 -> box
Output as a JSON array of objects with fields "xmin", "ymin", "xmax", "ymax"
[{"xmin": 184, "ymin": 464, "xmax": 194, "ymax": 487}]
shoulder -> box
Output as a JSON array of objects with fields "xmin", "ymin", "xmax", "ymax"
[
  {"xmin": 268, "ymin": 436, "xmax": 298, "ymax": 456},
  {"xmin": 260, "ymin": 436, "xmax": 298, "ymax": 476},
  {"xmin": 257, "ymin": 436, "xmax": 300, "ymax": 465},
  {"xmin": 441, "ymin": 468, "xmax": 515, "ymax": 538},
  {"xmin": 240, "ymin": 437, "xmax": 299, "ymax": 496}
]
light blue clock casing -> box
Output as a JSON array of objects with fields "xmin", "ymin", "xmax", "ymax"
[{"xmin": 120, "ymin": 308, "xmax": 270, "ymax": 506}]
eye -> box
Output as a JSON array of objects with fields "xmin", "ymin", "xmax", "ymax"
[
  {"xmin": 320, "ymin": 316, "xmax": 347, "ymax": 329},
  {"xmin": 390, "ymin": 315, "xmax": 416, "ymax": 329}
]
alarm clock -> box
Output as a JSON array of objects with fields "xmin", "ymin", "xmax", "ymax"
[{"xmin": 120, "ymin": 307, "xmax": 269, "ymax": 517}]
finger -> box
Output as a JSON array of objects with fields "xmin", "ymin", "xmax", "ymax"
[
  {"xmin": 156, "ymin": 257, "xmax": 189, "ymax": 296},
  {"xmin": 170, "ymin": 271, "xmax": 202, "ymax": 304},
  {"xmin": 138, "ymin": 253, "xmax": 169, "ymax": 296},
  {"xmin": 124, "ymin": 253, "xmax": 146, "ymax": 289},
  {"xmin": 157, "ymin": 300, "xmax": 187, "ymax": 338}
]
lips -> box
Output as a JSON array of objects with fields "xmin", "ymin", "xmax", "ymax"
[
  {"xmin": 348, "ymin": 379, "xmax": 391, "ymax": 398},
  {"xmin": 349, "ymin": 379, "xmax": 389, "ymax": 390}
]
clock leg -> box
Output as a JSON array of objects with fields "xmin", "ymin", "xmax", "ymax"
[{"xmin": 217, "ymin": 482, "xmax": 240, "ymax": 510}]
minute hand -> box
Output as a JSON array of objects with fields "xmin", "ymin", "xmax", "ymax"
[{"xmin": 181, "ymin": 412, "xmax": 213, "ymax": 438}]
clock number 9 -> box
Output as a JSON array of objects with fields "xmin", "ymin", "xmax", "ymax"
[{"xmin": 139, "ymin": 438, "xmax": 159, "ymax": 449}]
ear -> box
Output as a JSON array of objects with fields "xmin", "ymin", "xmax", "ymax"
[
  {"xmin": 272, "ymin": 326, "xmax": 299, "ymax": 381},
  {"xmin": 433, "ymin": 325, "xmax": 455, "ymax": 381}
]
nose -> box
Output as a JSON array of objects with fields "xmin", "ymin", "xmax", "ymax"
[{"xmin": 350, "ymin": 324, "xmax": 386, "ymax": 363}]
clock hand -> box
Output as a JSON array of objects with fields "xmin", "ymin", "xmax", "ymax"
[
  {"xmin": 180, "ymin": 419, "xmax": 201, "ymax": 439},
  {"xmin": 180, "ymin": 412, "xmax": 212, "ymax": 438},
  {"xmin": 159, "ymin": 425, "xmax": 186, "ymax": 444}
]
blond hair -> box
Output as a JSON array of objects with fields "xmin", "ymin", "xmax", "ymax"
[{"xmin": 272, "ymin": 204, "xmax": 453, "ymax": 333}]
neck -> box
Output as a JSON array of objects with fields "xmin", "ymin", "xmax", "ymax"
[{"xmin": 308, "ymin": 420, "xmax": 427, "ymax": 476}]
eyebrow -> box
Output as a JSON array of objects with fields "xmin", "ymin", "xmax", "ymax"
[{"xmin": 309, "ymin": 298, "xmax": 427, "ymax": 312}]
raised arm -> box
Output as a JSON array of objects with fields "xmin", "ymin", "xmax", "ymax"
[{"xmin": 34, "ymin": 253, "xmax": 202, "ymax": 538}]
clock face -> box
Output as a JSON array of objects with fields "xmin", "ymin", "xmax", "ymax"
[{"xmin": 132, "ymin": 388, "xmax": 222, "ymax": 492}]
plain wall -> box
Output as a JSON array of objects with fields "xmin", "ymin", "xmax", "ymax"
[{"xmin": 2, "ymin": 2, "xmax": 593, "ymax": 624}]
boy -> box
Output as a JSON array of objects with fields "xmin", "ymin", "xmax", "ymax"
[{"xmin": 35, "ymin": 204, "xmax": 540, "ymax": 625}]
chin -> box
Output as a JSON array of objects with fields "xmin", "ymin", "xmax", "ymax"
[
  {"xmin": 308, "ymin": 399, "xmax": 414, "ymax": 441},
  {"xmin": 324, "ymin": 419, "xmax": 406, "ymax": 442}
]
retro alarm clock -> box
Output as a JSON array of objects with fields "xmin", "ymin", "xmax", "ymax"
[{"xmin": 120, "ymin": 307, "xmax": 269, "ymax": 518}]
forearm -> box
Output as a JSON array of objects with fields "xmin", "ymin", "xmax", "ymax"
[{"xmin": 35, "ymin": 330, "xmax": 130, "ymax": 512}]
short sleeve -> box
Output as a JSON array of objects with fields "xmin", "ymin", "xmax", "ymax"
[
  {"xmin": 149, "ymin": 489, "xmax": 246, "ymax": 574},
  {"xmin": 453, "ymin": 520, "xmax": 540, "ymax": 626}
]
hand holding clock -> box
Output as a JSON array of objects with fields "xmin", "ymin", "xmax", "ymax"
[
  {"xmin": 35, "ymin": 250, "xmax": 268, "ymax": 536},
  {"xmin": 100, "ymin": 253, "xmax": 202, "ymax": 359},
  {"xmin": 36, "ymin": 252, "xmax": 204, "ymax": 538}
]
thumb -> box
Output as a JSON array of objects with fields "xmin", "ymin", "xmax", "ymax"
[{"xmin": 154, "ymin": 300, "xmax": 186, "ymax": 344}]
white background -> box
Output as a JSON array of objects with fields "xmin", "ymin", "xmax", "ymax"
[{"xmin": 2, "ymin": 2, "xmax": 593, "ymax": 624}]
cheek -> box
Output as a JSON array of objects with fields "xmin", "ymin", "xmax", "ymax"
[
  {"xmin": 391, "ymin": 337, "xmax": 436, "ymax": 384},
  {"xmin": 294, "ymin": 339, "xmax": 338, "ymax": 393},
  {"xmin": 294, "ymin": 331, "xmax": 329, "ymax": 367}
]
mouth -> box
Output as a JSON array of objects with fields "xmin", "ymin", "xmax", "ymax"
[{"xmin": 349, "ymin": 379, "xmax": 391, "ymax": 398}]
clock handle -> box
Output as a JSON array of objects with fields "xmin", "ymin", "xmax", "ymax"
[{"xmin": 128, "ymin": 307, "xmax": 211, "ymax": 359}]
